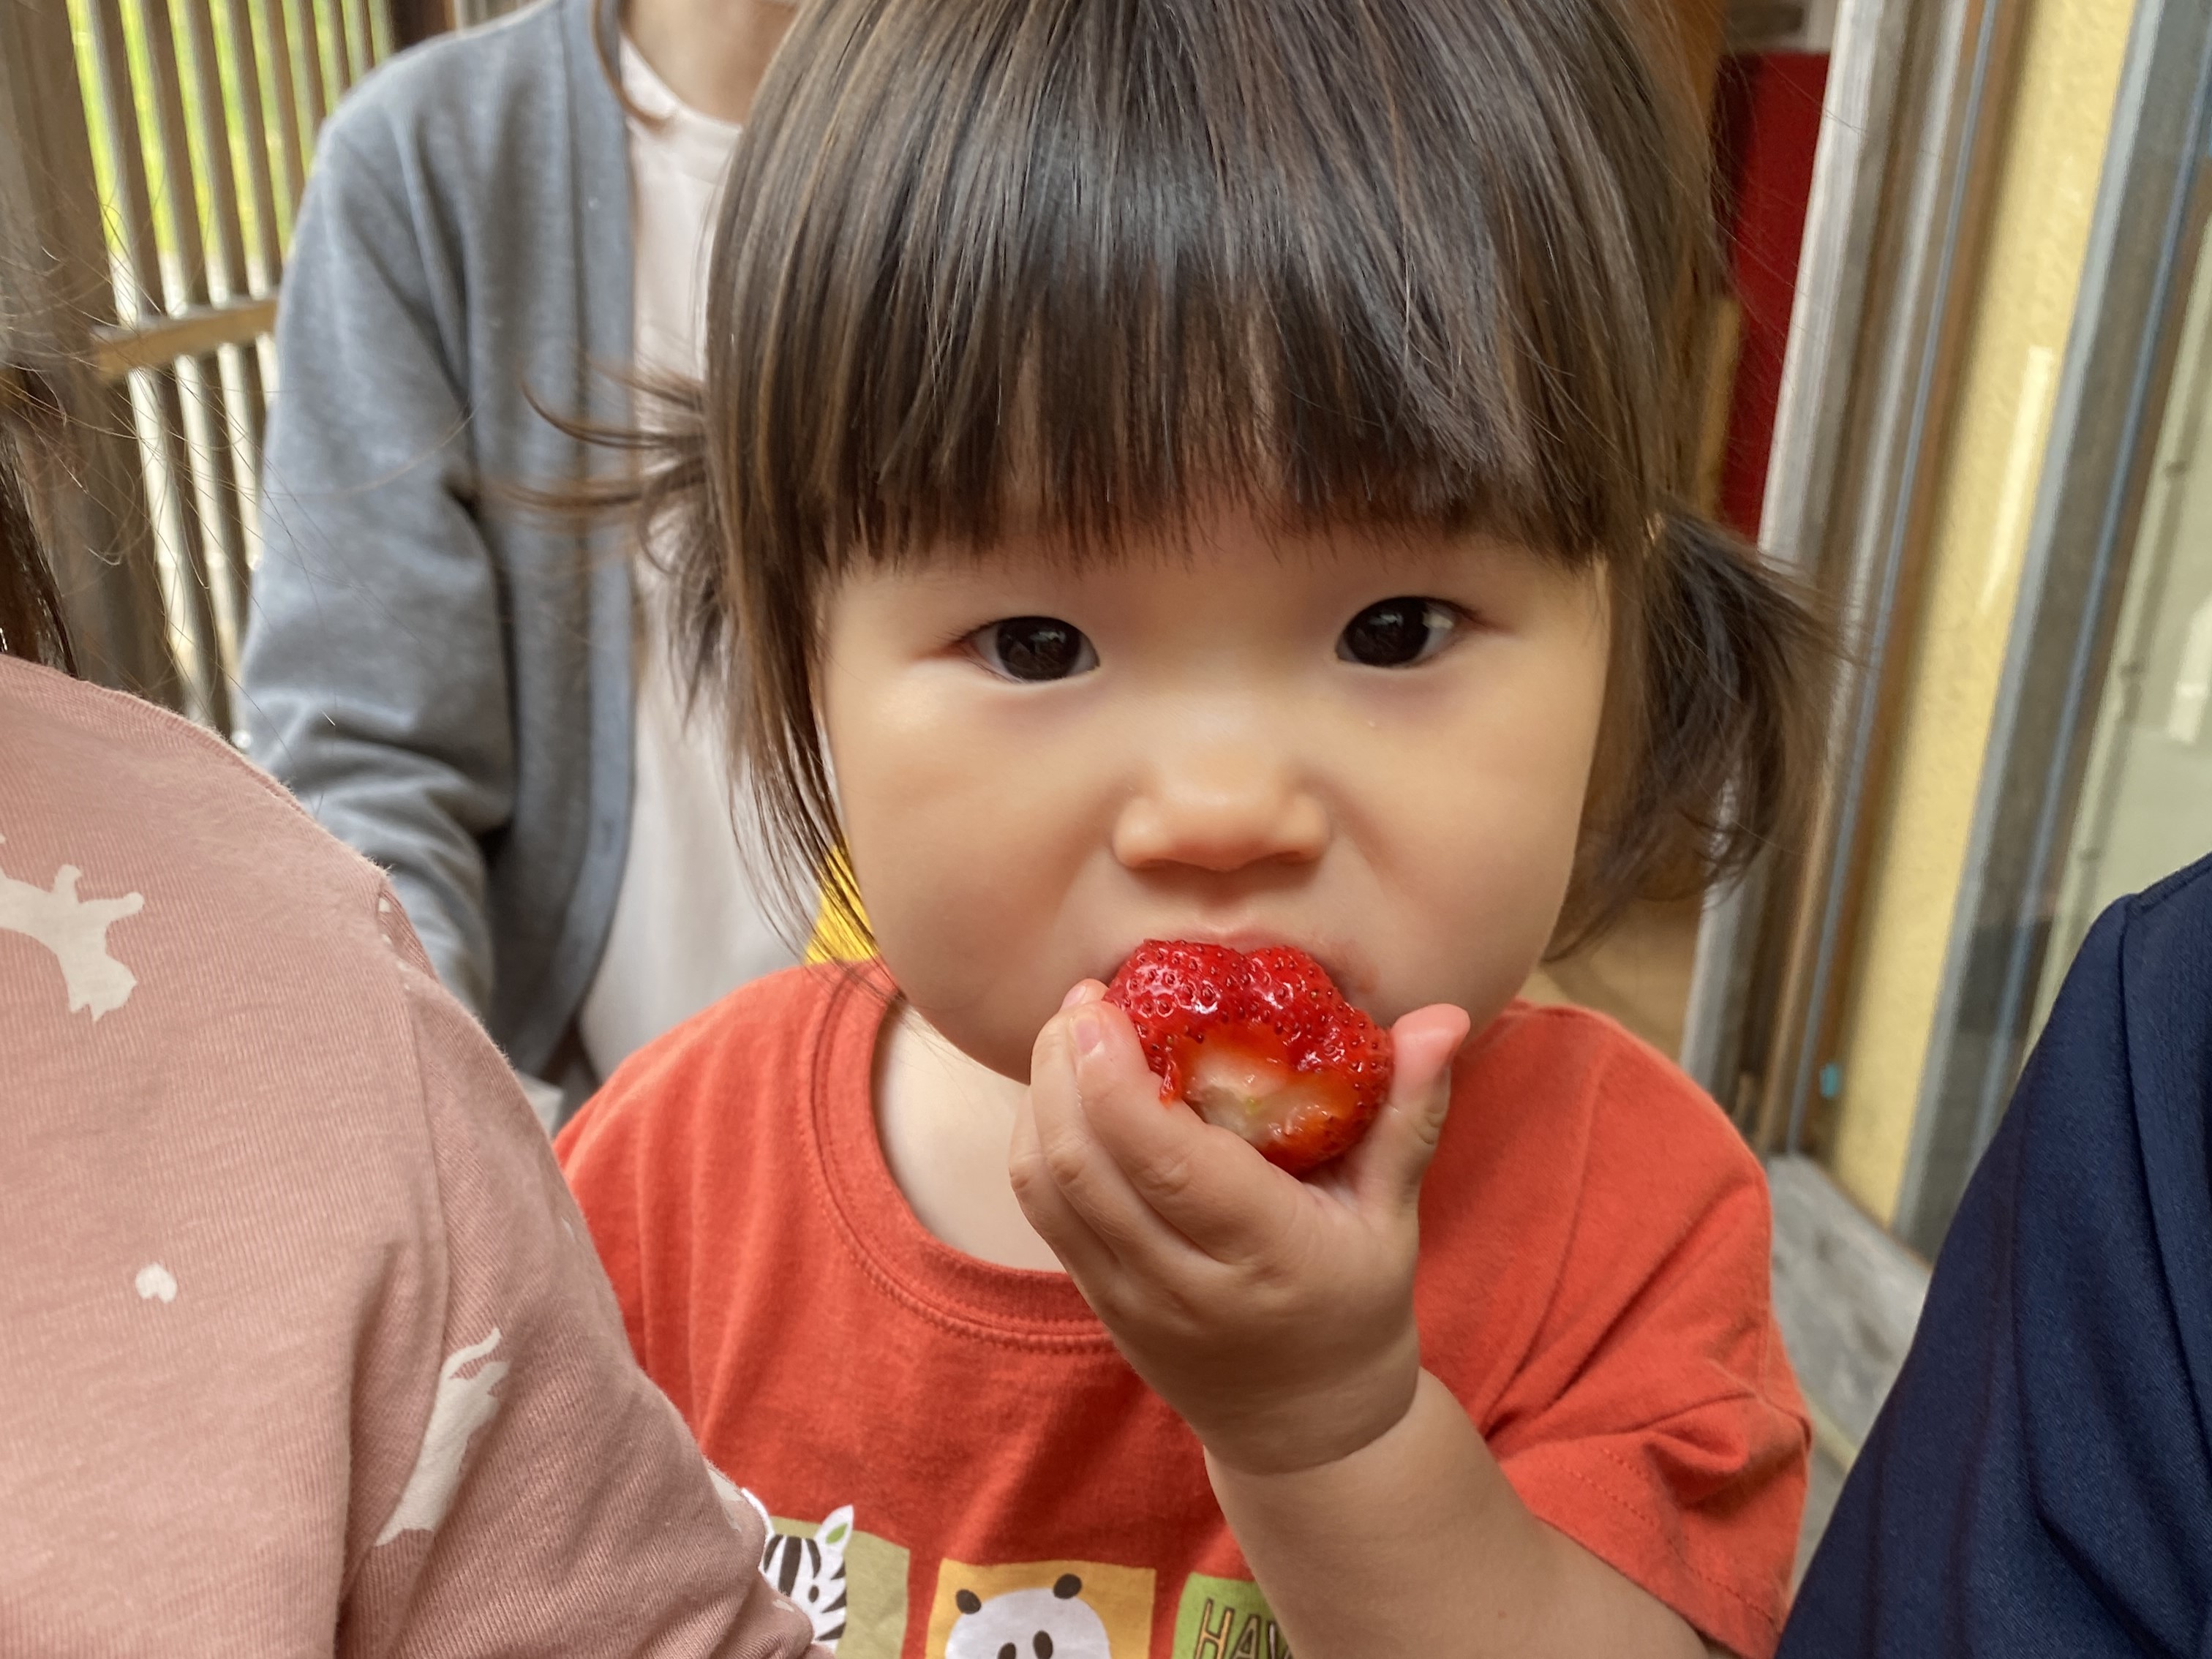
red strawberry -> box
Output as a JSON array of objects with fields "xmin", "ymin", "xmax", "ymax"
[{"xmin": 1102, "ymin": 940, "xmax": 1393, "ymax": 1175}]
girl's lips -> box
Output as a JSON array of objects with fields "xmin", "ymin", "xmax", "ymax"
[{"xmin": 1096, "ymin": 930, "xmax": 1377, "ymax": 1004}]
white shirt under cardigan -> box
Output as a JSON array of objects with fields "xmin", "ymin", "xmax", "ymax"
[{"xmin": 577, "ymin": 42, "xmax": 799, "ymax": 1080}]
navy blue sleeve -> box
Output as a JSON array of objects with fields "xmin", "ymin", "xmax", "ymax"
[{"xmin": 1780, "ymin": 854, "xmax": 2212, "ymax": 1659}]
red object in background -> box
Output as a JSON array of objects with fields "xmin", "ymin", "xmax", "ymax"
[{"xmin": 1712, "ymin": 52, "xmax": 1830, "ymax": 541}]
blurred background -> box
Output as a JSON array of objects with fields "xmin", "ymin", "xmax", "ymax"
[{"xmin": 4, "ymin": 0, "xmax": 2208, "ymax": 1569}]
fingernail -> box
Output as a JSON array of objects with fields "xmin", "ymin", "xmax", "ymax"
[
  {"xmin": 1061, "ymin": 982, "xmax": 1089, "ymax": 1010},
  {"xmin": 1071, "ymin": 1008, "xmax": 1105, "ymax": 1056}
]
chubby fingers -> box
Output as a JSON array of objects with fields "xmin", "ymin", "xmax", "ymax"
[
  {"xmin": 1012, "ymin": 985, "xmax": 1192, "ymax": 1274},
  {"xmin": 1020, "ymin": 985, "xmax": 1298, "ymax": 1264},
  {"xmin": 1344, "ymin": 1002, "xmax": 1472, "ymax": 1216},
  {"xmin": 1008, "ymin": 982, "xmax": 1132, "ymax": 1282},
  {"xmin": 1007, "ymin": 1077, "xmax": 1131, "ymax": 1290}
]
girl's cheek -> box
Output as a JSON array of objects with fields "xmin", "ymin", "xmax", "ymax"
[{"xmin": 846, "ymin": 734, "xmax": 1063, "ymax": 949}]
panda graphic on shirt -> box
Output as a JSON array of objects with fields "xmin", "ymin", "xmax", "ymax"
[
  {"xmin": 926, "ymin": 1560, "xmax": 1155, "ymax": 1658},
  {"xmin": 722, "ymin": 1489, "xmax": 1274, "ymax": 1659},
  {"xmin": 945, "ymin": 1574, "xmax": 1110, "ymax": 1658}
]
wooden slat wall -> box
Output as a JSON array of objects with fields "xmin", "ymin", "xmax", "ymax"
[
  {"xmin": 447, "ymin": 0, "xmax": 519, "ymax": 31},
  {"xmin": 391, "ymin": 0, "xmax": 449, "ymax": 48},
  {"xmin": 4, "ymin": 0, "xmax": 407, "ymax": 723}
]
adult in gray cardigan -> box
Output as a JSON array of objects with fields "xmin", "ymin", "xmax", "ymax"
[{"xmin": 243, "ymin": 0, "xmax": 802, "ymax": 1124}]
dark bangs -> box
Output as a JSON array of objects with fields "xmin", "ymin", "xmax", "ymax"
[{"xmin": 706, "ymin": 0, "xmax": 1709, "ymax": 574}]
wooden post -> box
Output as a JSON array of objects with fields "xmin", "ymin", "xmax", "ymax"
[
  {"xmin": 0, "ymin": 0, "xmax": 181, "ymax": 705},
  {"xmin": 391, "ymin": 0, "xmax": 450, "ymax": 47}
]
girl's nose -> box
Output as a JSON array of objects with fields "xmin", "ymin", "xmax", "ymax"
[{"xmin": 1110, "ymin": 744, "xmax": 1331, "ymax": 875}]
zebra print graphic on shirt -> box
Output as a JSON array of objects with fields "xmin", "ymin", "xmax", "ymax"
[{"xmin": 757, "ymin": 1501, "xmax": 854, "ymax": 1649}]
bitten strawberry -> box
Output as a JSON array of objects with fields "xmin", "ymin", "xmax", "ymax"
[{"xmin": 1103, "ymin": 940, "xmax": 1393, "ymax": 1175}]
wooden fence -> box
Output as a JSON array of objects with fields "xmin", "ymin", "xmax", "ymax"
[{"xmin": 0, "ymin": 0, "xmax": 444, "ymax": 728}]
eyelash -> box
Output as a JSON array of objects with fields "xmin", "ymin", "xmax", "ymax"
[
  {"xmin": 956, "ymin": 596, "xmax": 1475, "ymax": 682},
  {"xmin": 1336, "ymin": 598, "xmax": 1470, "ymax": 669},
  {"xmin": 965, "ymin": 616, "xmax": 1099, "ymax": 682}
]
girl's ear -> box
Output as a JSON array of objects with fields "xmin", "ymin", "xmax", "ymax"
[
  {"xmin": 1649, "ymin": 510, "xmax": 1829, "ymax": 884},
  {"xmin": 1554, "ymin": 549, "xmax": 1652, "ymax": 954},
  {"xmin": 1554, "ymin": 512, "xmax": 1829, "ymax": 954}
]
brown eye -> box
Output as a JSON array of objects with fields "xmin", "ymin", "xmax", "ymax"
[
  {"xmin": 971, "ymin": 616, "xmax": 1099, "ymax": 682},
  {"xmin": 1337, "ymin": 598, "xmax": 1457, "ymax": 667}
]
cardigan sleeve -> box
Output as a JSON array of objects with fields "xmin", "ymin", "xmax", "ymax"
[{"xmin": 241, "ymin": 107, "xmax": 514, "ymax": 1023}]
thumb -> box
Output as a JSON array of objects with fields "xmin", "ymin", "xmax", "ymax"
[{"xmin": 1345, "ymin": 1003, "xmax": 1472, "ymax": 1215}]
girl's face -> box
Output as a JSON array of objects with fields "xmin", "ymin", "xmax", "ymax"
[{"xmin": 820, "ymin": 508, "xmax": 1613, "ymax": 1082}]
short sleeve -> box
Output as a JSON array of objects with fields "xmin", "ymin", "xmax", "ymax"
[
  {"xmin": 1495, "ymin": 1173, "xmax": 1806, "ymax": 1658},
  {"xmin": 341, "ymin": 926, "xmax": 824, "ymax": 1659},
  {"xmin": 1453, "ymin": 1022, "xmax": 1810, "ymax": 1659}
]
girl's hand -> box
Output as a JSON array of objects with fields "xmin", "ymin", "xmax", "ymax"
[{"xmin": 1011, "ymin": 982, "xmax": 1472, "ymax": 1476}]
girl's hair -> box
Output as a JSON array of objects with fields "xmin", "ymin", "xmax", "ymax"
[
  {"xmin": 625, "ymin": 0, "xmax": 1825, "ymax": 948},
  {"xmin": 0, "ymin": 369, "xmax": 78, "ymax": 674}
]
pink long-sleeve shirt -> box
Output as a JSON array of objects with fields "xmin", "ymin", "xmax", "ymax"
[{"xmin": 0, "ymin": 655, "xmax": 824, "ymax": 1658}]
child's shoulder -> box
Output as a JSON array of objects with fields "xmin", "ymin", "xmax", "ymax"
[
  {"xmin": 1475, "ymin": 996, "xmax": 1749, "ymax": 1126},
  {"xmin": 1, "ymin": 655, "xmax": 352, "ymax": 851},
  {"xmin": 560, "ymin": 962, "xmax": 884, "ymax": 1155},
  {"xmin": 0, "ymin": 658, "xmax": 477, "ymax": 1223},
  {"xmin": 317, "ymin": 0, "xmax": 571, "ymax": 158},
  {"xmin": 1450, "ymin": 997, "xmax": 1763, "ymax": 1201},
  {"xmin": 0, "ymin": 657, "xmax": 396, "ymax": 988}
]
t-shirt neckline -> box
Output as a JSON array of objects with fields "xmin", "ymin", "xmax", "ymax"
[
  {"xmin": 617, "ymin": 34, "xmax": 743, "ymax": 184},
  {"xmin": 808, "ymin": 966, "xmax": 1118, "ymax": 1346}
]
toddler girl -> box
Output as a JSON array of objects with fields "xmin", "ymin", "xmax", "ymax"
[{"xmin": 559, "ymin": 1, "xmax": 1821, "ymax": 1655}]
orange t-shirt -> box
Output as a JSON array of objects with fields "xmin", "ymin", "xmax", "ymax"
[{"xmin": 557, "ymin": 966, "xmax": 1808, "ymax": 1659}]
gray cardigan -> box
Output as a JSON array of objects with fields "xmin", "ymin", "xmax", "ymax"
[{"xmin": 243, "ymin": 0, "xmax": 635, "ymax": 1086}]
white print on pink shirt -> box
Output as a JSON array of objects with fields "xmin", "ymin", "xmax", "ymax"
[
  {"xmin": 0, "ymin": 833, "xmax": 143, "ymax": 1019},
  {"xmin": 133, "ymin": 1263, "xmax": 178, "ymax": 1303},
  {"xmin": 375, "ymin": 1329, "xmax": 508, "ymax": 1545}
]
